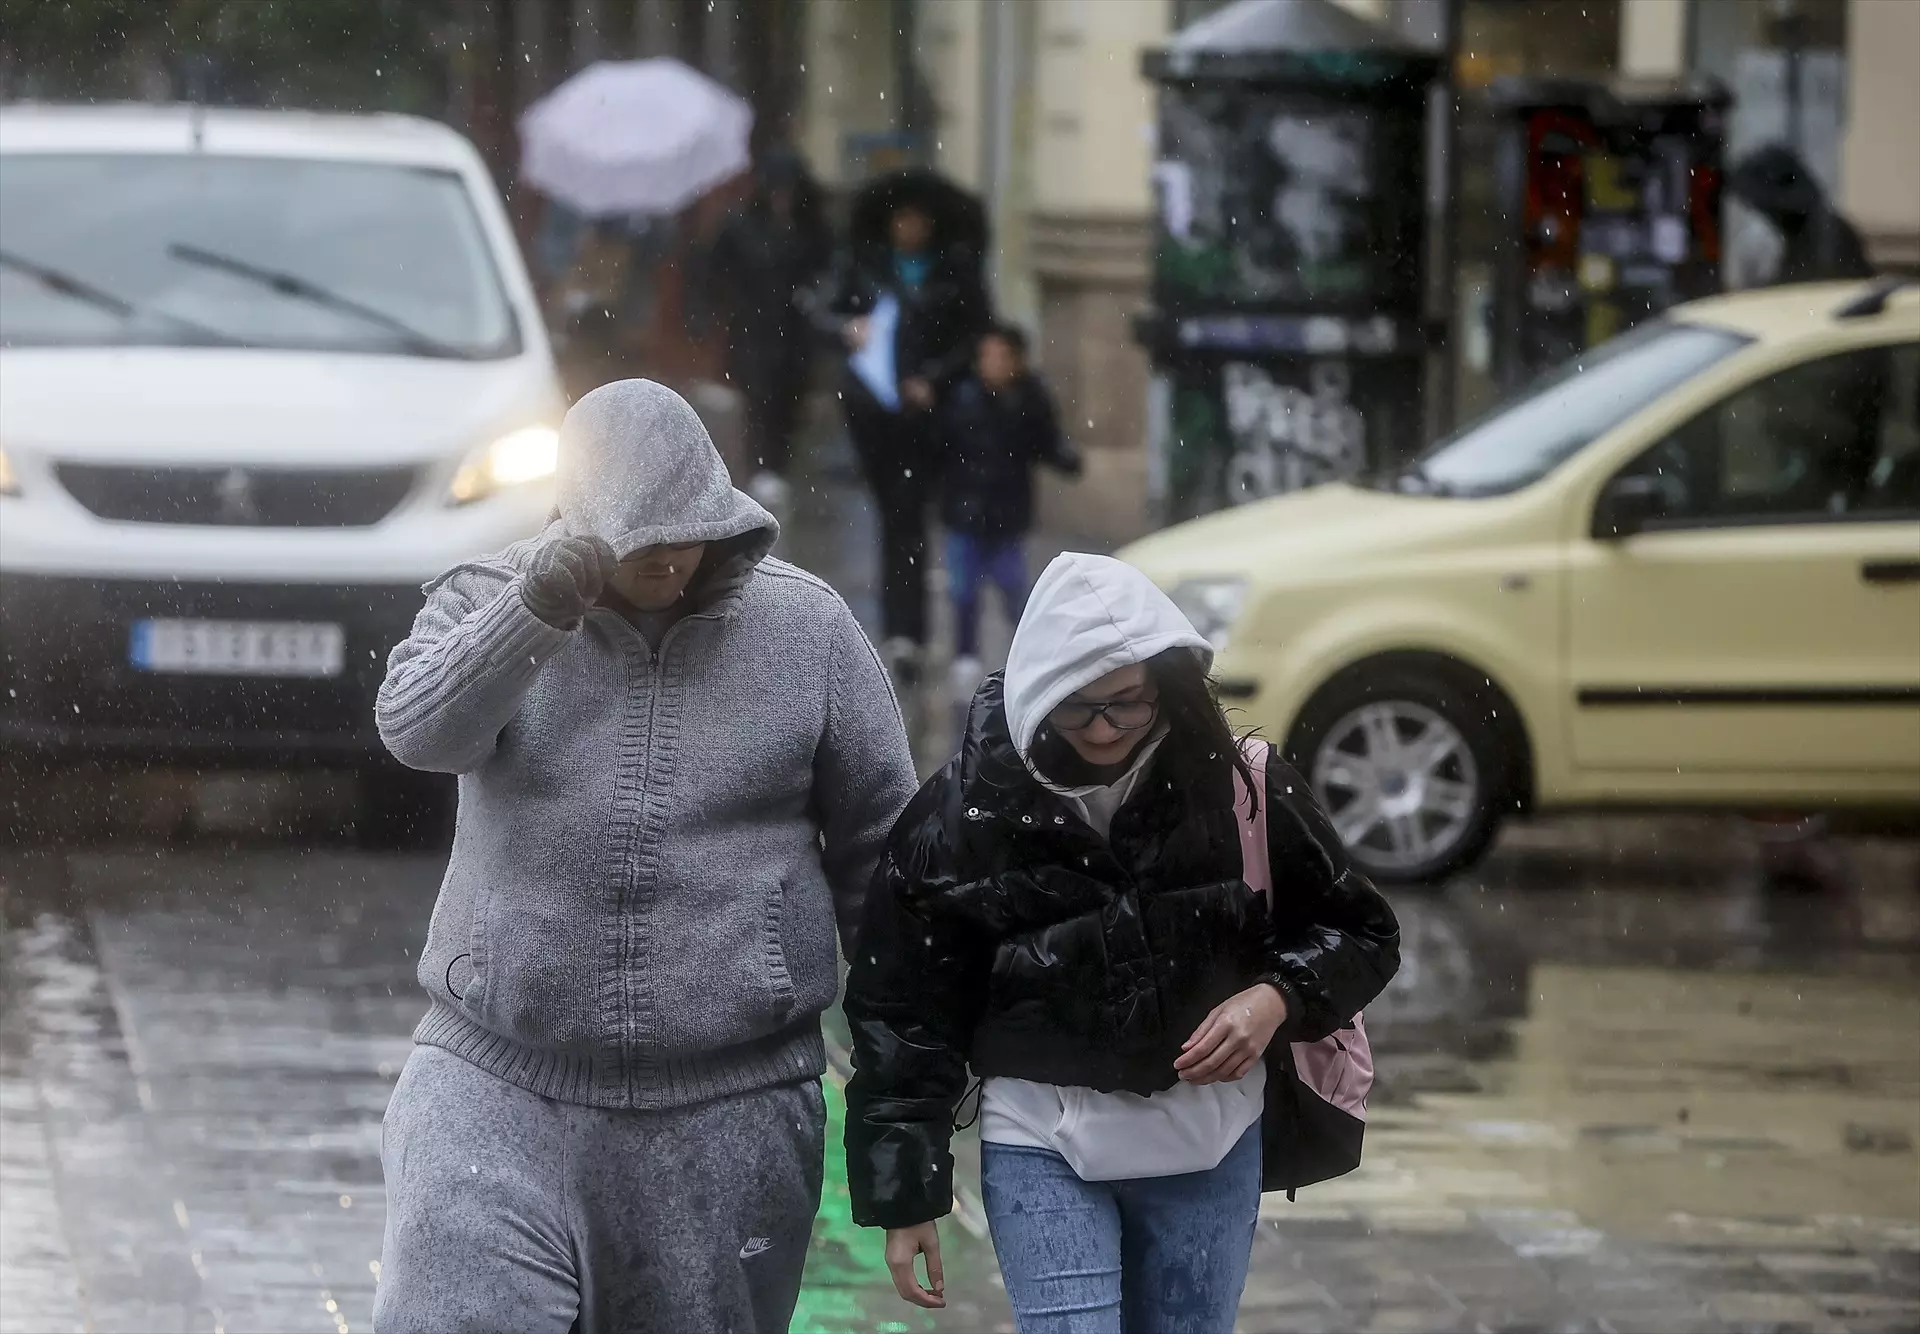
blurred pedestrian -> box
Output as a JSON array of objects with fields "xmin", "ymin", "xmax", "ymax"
[
  {"xmin": 705, "ymin": 148, "xmax": 833, "ymax": 518},
  {"xmin": 371, "ymin": 379, "xmax": 916, "ymax": 1334},
  {"xmin": 825, "ymin": 169, "xmax": 992, "ymax": 685},
  {"xmin": 938, "ymin": 324, "xmax": 1082, "ymax": 698},
  {"xmin": 545, "ymin": 212, "xmax": 676, "ymax": 397},
  {"xmin": 1727, "ymin": 143, "xmax": 1875, "ymax": 287},
  {"xmin": 844, "ymin": 553, "xmax": 1401, "ymax": 1330}
]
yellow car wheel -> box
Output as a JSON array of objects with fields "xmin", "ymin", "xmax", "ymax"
[{"xmin": 1286, "ymin": 666, "xmax": 1510, "ymax": 884}]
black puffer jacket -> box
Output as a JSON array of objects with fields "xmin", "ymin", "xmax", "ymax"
[{"xmin": 843, "ymin": 677, "xmax": 1400, "ymax": 1229}]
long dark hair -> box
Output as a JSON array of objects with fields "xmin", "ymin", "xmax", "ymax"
[
  {"xmin": 1025, "ymin": 649, "xmax": 1259, "ymax": 819},
  {"xmin": 1150, "ymin": 649, "xmax": 1261, "ymax": 822}
]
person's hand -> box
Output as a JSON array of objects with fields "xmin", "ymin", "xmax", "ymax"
[
  {"xmin": 902, "ymin": 376, "xmax": 935, "ymax": 410},
  {"xmin": 1175, "ymin": 983, "xmax": 1288, "ymax": 1085},
  {"xmin": 884, "ymin": 1222, "xmax": 946, "ymax": 1308},
  {"xmin": 519, "ymin": 533, "xmax": 618, "ymax": 628},
  {"xmin": 843, "ymin": 316, "xmax": 871, "ymax": 350}
]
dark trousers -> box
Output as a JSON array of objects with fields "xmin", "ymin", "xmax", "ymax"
[
  {"xmin": 947, "ymin": 531, "xmax": 1028, "ymax": 659},
  {"xmin": 732, "ymin": 342, "xmax": 808, "ymax": 476},
  {"xmin": 845, "ymin": 383, "xmax": 934, "ymax": 646}
]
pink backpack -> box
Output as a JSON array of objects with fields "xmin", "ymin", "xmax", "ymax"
[{"xmin": 1233, "ymin": 739, "xmax": 1373, "ymax": 1194}]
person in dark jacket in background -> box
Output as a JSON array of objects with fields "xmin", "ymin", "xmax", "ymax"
[
  {"xmin": 825, "ymin": 170, "xmax": 992, "ymax": 684},
  {"xmin": 939, "ymin": 323, "xmax": 1082, "ymax": 698},
  {"xmin": 844, "ymin": 553, "xmax": 1400, "ymax": 1331},
  {"xmin": 1728, "ymin": 143, "xmax": 1875, "ymax": 286},
  {"xmin": 706, "ymin": 148, "xmax": 833, "ymax": 515}
]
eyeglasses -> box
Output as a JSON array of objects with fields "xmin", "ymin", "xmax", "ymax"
[{"xmin": 1048, "ymin": 697, "xmax": 1159, "ymax": 733}]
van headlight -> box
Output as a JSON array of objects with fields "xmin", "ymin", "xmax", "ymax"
[
  {"xmin": 447, "ymin": 426, "xmax": 559, "ymax": 505},
  {"xmin": 1170, "ymin": 578, "xmax": 1247, "ymax": 651},
  {"xmin": 0, "ymin": 446, "xmax": 19, "ymax": 497}
]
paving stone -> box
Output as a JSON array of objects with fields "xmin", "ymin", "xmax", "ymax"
[
  {"xmin": 5, "ymin": 757, "xmax": 1917, "ymax": 1333},
  {"xmin": 1705, "ymin": 1290, "xmax": 1833, "ymax": 1325}
]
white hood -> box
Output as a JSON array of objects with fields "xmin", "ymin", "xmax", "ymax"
[{"xmin": 1003, "ymin": 553, "xmax": 1213, "ymax": 757}]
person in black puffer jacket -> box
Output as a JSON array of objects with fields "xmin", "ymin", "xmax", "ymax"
[{"xmin": 844, "ymin": 552, "xmax": 1400, "ymax": 1332}]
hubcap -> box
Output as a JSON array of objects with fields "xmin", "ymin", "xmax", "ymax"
[{"xmin": 1311, "ymin": 700, "xmax": 1480, "ymax": 874}]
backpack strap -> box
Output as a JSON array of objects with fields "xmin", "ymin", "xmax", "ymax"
[{"xmin": 1234, "ymin": 738, "xmax": 1273, "ymax": 906}]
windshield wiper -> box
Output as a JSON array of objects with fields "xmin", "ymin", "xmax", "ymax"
[
  {"xmin": 166, "ymin": 242, "xmax": 475, "ymax": 359},
  {"xmin": 0, "ymin": 248, "xmax": 249, "ymax": 347}
]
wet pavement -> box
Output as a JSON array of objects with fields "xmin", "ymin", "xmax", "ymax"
[{"xmin": 2, "ymin": 428, "xmax": 1918, "ymax": 1333}]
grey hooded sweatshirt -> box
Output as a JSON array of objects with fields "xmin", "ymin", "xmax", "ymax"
[{"xmin": 376, "ymin": 379, "xmax": 918, "ymax": 1110}]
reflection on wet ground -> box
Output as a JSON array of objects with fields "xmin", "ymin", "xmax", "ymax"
[
  {"xmin": 1245, "ymin": 823, "xmax": 1920, "ymax": 1334},
  {"xmin": 2, "ymin": 817, "xmax": 1914, "ymax": 1333}
]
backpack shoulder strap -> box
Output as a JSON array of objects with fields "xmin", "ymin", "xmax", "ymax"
[{"xmin": 1234, "ymin": 738, "xmax": 1273, "ymax": 905}]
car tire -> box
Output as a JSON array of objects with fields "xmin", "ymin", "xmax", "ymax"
[
  {"xmin": 1285, "ymin": 667, "xmax": 1509, "ymax": 885},
  {"xmin": 355, "ymin": 767, "xmax": 454, "ymax": 851}
]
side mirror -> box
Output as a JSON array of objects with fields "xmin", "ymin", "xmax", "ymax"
[{"xmin": 1593, "ymin": 474, "xmax": 1667, "ymax": 540}]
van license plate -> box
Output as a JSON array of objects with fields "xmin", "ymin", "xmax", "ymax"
[{"xmin": 129, "ymin": 619, "xmax": 345, "ymax": 678}]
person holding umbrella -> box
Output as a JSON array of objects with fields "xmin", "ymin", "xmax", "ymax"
[
  {"xmin": 824, "ymin": 169, "xmax": 992, "ymax": 686},
  {"xmin": 518, "ymin": 57, "xmax": 755, "ymax": 390}
]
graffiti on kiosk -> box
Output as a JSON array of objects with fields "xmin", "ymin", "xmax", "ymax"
[{"xmin": 1222, "ymin": 360, "xmax": 1366, "ymax": 500}]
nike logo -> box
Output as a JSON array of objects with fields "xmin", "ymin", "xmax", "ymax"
[{"xmin": 739, "ymin": 1236, "xmax": 774, "ymax": 1260}]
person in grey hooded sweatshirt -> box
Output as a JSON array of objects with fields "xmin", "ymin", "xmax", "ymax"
[{"xmin": 371, "ymin": 379, "xmax": 918, "ymax": 1334}]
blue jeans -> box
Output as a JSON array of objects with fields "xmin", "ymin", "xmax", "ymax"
[
  {"xmin": 981, "ymin": 1126, "xmax": 1261, "ymax": 1334},
  {"xmin": 947, "ymin": 532, "xmax": 1028, "ymax": 659}
]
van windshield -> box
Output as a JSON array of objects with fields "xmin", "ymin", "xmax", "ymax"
[
  {"xmin": 1382, "ymin": 320, "xmax": 1751, "ymax": 498},
  {"xmin": 0, "ymin": 153, "xmax": 519, "ymax": 358}
]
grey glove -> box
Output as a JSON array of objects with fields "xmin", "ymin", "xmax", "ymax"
[{"xmin": 519, "ymin": 534, "xmax": 618, "ymax": 627}]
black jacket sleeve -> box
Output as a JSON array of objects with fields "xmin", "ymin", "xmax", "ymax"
[
  {"xmin": 843, "ymin": 776, "xmax": 985, "ymax": 1229},
  {"xmin": 1260, "ymin": 759, "xmax": 1400, "ymax": 1041},
  {"xmin": 1023, "ymin": 378, "xmax": 1083, "ymax": 476}
]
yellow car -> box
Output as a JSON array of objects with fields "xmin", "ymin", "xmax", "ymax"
[{"xmin": 1121, "ymin": 279, "xmax": 1920, "ymax": 883}]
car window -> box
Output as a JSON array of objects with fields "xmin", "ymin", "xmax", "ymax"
[
  {"xmin": 0, "ymin": 153, "xmax": 519, "ymax": 358},
  {"xmin": 1385, "ymin": 321, "xmax": 1751, "ymax": 498},
  {"xmin": 1864, "ymin": 343, "xmax": 1920, "ymax": 513},
  {"xmin": 1614, "ymin": 341, "xmax": 1920, "ymax": 526}
]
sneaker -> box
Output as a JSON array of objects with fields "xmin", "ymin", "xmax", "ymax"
[
  {"xmin": 746, "ymin": 470, "xmax": 791, "ymax": 515},
  {"xmin": 950, "ymin": 654, "xmax": 984, "ymax": 701},
  {"xmin": 881, "ymin": 636, "xmax": 922, "ymax": 689}
]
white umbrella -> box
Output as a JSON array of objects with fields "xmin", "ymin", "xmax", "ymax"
[{"xmin": 518, "ymin": 59, "xmax": 754, "ymax": 217}]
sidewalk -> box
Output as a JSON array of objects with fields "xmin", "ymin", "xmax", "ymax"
[{"xmin": 806, "ymin": 1012, "xmax": 1011, "ymax": 1333}]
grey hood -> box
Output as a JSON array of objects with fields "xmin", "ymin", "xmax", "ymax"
[{"xmin": 556, "ymin": 378, "xmax": 777, "ymax": 563}]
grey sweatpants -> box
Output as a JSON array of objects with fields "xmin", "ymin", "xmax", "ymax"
[{"xmin": 374, "ymin": 1044, "xmax": 825, "ymax": 1334}]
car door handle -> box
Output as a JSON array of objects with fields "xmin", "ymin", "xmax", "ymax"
[{"xmin": 1861, "ymin": 560, "xmax": 1920, "ymax": 584}]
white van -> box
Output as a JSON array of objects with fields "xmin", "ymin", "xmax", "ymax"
[{"xmin": 0, "ymin": 105, "xmax": 565, "ymax": 835}]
